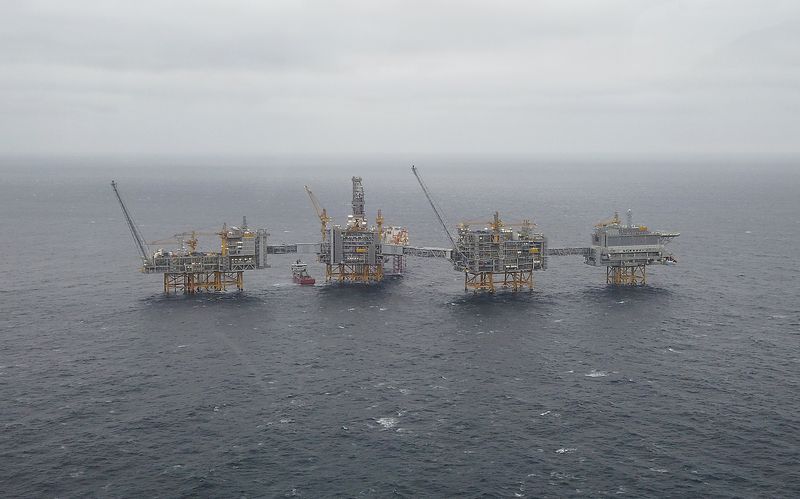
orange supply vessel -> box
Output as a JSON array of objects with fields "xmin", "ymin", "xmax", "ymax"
[{"xmin": 291, "ymin": 261, "xmax": 315, "ymax": 285}]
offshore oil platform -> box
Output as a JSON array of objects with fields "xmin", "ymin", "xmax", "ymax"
[
  {"xmin": 111, "ymin": 181, "xmax": 269, "ymax": 294},
  {"xmin": 304, "ymin": 176, "xmax": 408, "ymax": 284},
  {"xmin": 113, "ymin": 166, "xmax": 679, "ymax": 294},
  {"xmin": 585, "ymin": 209, "xmax": 679, "ymax": 285},
  {"xmin": 412, "ymin": 166, "xmax": 547, "ymax": 292},
  {"xmin": 452, "ymin": 214, "xmax": 547, "ymax": 292}
]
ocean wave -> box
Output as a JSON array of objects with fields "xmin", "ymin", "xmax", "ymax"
[{"xmin": 377, "ymin": 417, "xmax": 398, "ymax": 429}]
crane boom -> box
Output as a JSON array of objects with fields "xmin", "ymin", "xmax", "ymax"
[
  {"xmin": 411, "ymin": 165, "xmax": 460, "ymax": 252},
  {"xmin": 111, "ymin": 180, "xmax": 150, "ymax": 263},
  {"xmin": 304, "ymin": 185, "xmax": 323, "ymax": 218},
  {"xmin": 304, "ymin": 185, "xmax": 331, "ymax": 241},
  {"xmin": 595, "ymin": 211, "xmax": 621, "ymax": 228}
]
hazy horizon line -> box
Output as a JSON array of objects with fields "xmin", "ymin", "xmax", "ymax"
[{"xmin": 2, "ymin": 151, "xmax": 799, "ymax": 164}]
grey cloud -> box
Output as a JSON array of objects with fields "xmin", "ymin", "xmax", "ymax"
[
  {"xmin": 3, "ymin": 1, "xmax": 636, "ymax": 72},
  {"xmin": 1, "ymin": 0, "xmax": 799, "ymax": 156}
]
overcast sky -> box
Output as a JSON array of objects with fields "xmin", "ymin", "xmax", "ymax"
[{"xmin": 1, "ymin": 0, "xmax": 798, "ymax": 157}]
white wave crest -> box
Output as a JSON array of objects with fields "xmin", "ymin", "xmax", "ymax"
[{"xmin": 377, "ymin": 417, "xmax": 398, "ymax": 429}]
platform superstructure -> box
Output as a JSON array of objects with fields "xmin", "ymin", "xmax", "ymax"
[
  {"xmin": 452, "ymin": 213, "xmax": 546, "ymax": 292},
  {"xmin": 412, "ymin": 166, "xmax": 547, "ymax": 293},
  {"xmin": 382, "ymin": 225, "xmax": 409, "ymax": 275},
  {"xmin": 111, "ymin": 181, "xmax": 269, "ymax": 294},
  {"xmin": 585, "ymin": 210, "xmax": 679, "ymax": 285},
  {"xmin": 306, "ymin": 177, "xmax": 408, "ymax": 284}
]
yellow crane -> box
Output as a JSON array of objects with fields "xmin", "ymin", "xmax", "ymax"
[
  {"xmin": 304, "ymin": 185, "xmax": 332, "ymax": 242},
  {"xmin": 149, "ymin": 229, "xmax": 223, "ymax": 254},
  {"xmin": 219, "ymin": 223, "xmax": 229, "ymax": 256},
  {"xmin": 595, "ymin": 212, "xmax": 621, "ymax": 228},
  {"xmin": 457, "ymin": 213, "xmax": 540, "ymax": 244}
]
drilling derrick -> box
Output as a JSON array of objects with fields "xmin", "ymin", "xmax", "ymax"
[
  {"xmin": 585, "ymin": 209, "xmax": 679, "ymax": 285},
  {"xmin": 111, "ymin": 181, "xmax": 269, "ymax": 294},
  {"xmin": 351, "ymin": 176, "xmax": 365, "ymax": 223},
  {"xmin": 315, "ymin": 176, "xmax": 408, "ymax": 284}
]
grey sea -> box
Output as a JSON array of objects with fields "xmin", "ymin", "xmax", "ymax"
[{"xmin": 1, "ymin": 157, "xmax": 799, "ymax": 497}]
